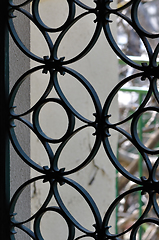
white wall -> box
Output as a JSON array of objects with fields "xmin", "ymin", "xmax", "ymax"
[
  {"xmin": 31, "ymin": 0, "xmax": 118, "ymax": 238},
  {"xmin": 10, "ymin": 5, "xmax": 30, "ymax": 240}
]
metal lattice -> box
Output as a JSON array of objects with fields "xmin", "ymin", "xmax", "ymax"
[{"xmin": 7, "ymin": 0, "xmax": 159, "ymax": 239}]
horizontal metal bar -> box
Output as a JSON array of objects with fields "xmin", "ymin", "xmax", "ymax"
[
  {"xmin": 120, "ymin": 86, "xmax": 148, "ymax": 94},
  {"xmin": 118, "ymin": 55, "xmax": 159, "ymax": 65}
]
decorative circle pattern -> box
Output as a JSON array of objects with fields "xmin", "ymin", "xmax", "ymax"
[{"xmin": 8, "ymin": 0, "xmax": 159, "ymax": 239}]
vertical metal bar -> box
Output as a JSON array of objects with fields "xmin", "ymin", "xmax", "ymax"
[
  {"xmin": 0, "ymin": 0, "xmax": 10, "ymax": 239},
  {"xmin": 119, "ymin": 87, "xmax": 147, "ymax": 238},
  {"xmin": 138, "ymin": 92, "xmax": 143, "ymax": 240},
  {"xmin": 115, "ymin": 169, "xmax": 119, "ymax": 234}
]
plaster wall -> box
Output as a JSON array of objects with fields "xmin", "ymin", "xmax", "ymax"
[
  {"xmin": 9, "ymin": 5, "xmax": 30, "ymax": 240},
  {"xmin": 30, "ymin": 0, "xmax": 118, "ymax": 239}
]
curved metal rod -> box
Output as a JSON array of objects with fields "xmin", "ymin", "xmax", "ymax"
[
  {"xmin": 8, "ymin": 65, "xmax": 53, "ymax": 117},
  {"xmin": 10, "ymin": 224, "xmax": 36, "ymax": 240},
  {"xmin": 34, "ymin": 206, "xmax": 75, "ymax": 240},
  {"xmin": 9, "ymin": 117, "xmax": 53, "ymax": 173},
  {"xmin": 52, "ymin": 124, "xmax": 101, "ymax": 175},
  {"xmin": 32, "ymin": 98, "xmax": 75, "ymax": 143},
  {"xmin": 8, "ymin": 7, "xmax": 53, "ymax": 63},
  {"xmin": 131, "ymin": 0, "xmax": 159, "ymax": 38},
  {"xmin": 102, "ymin": 73, "xmax": 153, "ymax": 126},
  {"xmin": 102, "ymin": 125, "xmax": 152, "ymax": 184},
  {"xmin": 73, "ymin": 0, "xmax": 96, "ymax": 10},
  {"xmin": 131, "ymin": 106, "xmax": 159, "ymax": 155},
  {"xmin": 9, "ymin": 0, "xmax": 33, "ymax": 8},
  {"xmin": 52, "ymin": 11, "xmax": 102, "ymax": 64},
  {"xmin": 52, "ymin": 177, "xmax": 102, "ymax": 235},
  {"xmin": 130, "ymin": 217, "xmax": 159, "ymax": 240},
  {"xmin": 10, "ymin": 175, "xmax": 52, "ymax": 225},
  {"xmin": 103, "ymin": 187, "xmax": 151, "ymax": 239},
  {"xmin": 102, "ymin": 11, "xmax": 153, "ymax": 69},
  {"xmin": 32, "ymin": 0, "xmax": 76, "ymax": 32},
  {"xmin": 53, "ymin": 67, "xmax": 102, "ymax": 123}
]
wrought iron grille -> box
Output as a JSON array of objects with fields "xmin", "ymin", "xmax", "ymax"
[{"xmin": 6, "ymin": 0, "xmax": 159, "ymax": 239}]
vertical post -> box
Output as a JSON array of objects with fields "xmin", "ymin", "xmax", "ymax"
[
  {"xmin": 138, "ymin": 92, "xmax": 143, "ymax": 240},
  {"xmin": 0, "ymin": 0, "xmax": 10, "ymax": 239}
]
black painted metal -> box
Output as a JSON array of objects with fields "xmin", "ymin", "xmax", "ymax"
[{"xmin": 7, "ymin": 0, "xmax": 159, "ymax": 239}]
